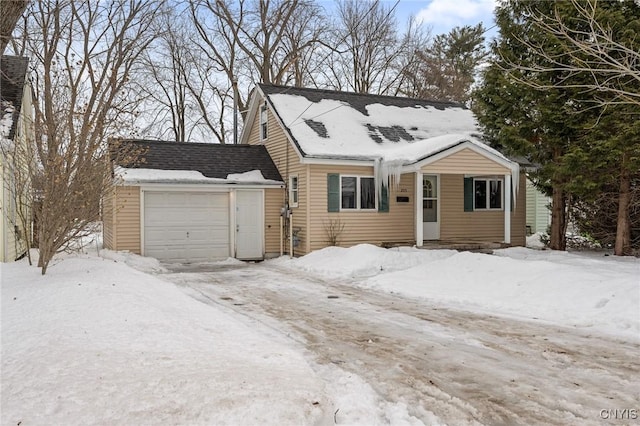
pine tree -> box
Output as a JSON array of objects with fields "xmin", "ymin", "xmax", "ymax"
[
  {"xmin": 475, "ymin": 0, "xmax": 640, "ymax": 255},
  {"xmin": 473, "ymin": 0, "xmax": 588, "ymax": 251},
  {"xmin": 402, "ymin": 24, "xmax": 486, "ymax": 103}
]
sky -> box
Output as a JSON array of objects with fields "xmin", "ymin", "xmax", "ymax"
[
  {"xmin": 322, "ymin": 0, "xmax": 499, "ymax": 40},
  {"xmin": 405, "ymin": 0, "xmax": 498, "ymax": 36}
]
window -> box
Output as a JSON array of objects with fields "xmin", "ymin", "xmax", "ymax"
[
  {"xmin": 474, "ymin": 178, "xmax": 502, "ymax": 210},
  {"xmin": 260, "ymin": 102, "xmax": 268, "ymax": 140},
  {"xmin": 289, "ymin": 175, "xmax": 298, "ymax": 207},
  {"xmin": 341, "ymin": 176, "xmax": 375, "ymax": 210}
]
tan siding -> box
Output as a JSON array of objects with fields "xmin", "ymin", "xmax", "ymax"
[
  {"xmin": 422, "ymin": 148, "xmax": 510, "ymax": 175},
  {"xmin": 102, "ymin": 186, "xmax": 115, "ymax": 249},
  {"xmin": 114, "ymin": 186, "xmax": 141, "ymax": 253},
  {"xmin": 246, "ymin": 99, "xmax": 309, "ymax": 256},
  {"xmin": 264, "ymin": 187, "xmax": 285, "ymax": 256},
  {"xmin": 440, "ymin": 174, "xmax": 526, "ymax": 246},
  {"xmin": 307, "ymin": 165, "xmax": 415, "ymax": 253}
]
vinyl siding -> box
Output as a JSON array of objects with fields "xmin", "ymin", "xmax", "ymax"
[
  {"xmin": 526, "ymin": 180, "xmax": 550, "ymax": 233},
  {"xmin": 114, "ymin": 186, "xmax": 141, "ymax": 254},
  {"xmin": 1, "ymin": 154, "xmax": 28, "ymax": 262},
  {"xmin": 265, "ymin": 187, "xmax": 285, "ymax": 256},
  {"xmin": 422, "ymin": 148, "xmax": 511, "ymax": 175},
  {"xmin": 307, "ymin": 165, "xmax": 415, "ymax": 253},
  {"xmin": 102, "ymin": 186, "xmax": 115, "ymax": 249},
  {"xmin": 246, "ymin": 98, "xmax": 308, "ymax": 255},
  {"xmin": 439, "ymin": 174, "xmax": 526, "ymax": 246}
]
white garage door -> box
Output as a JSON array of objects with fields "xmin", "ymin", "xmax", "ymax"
[{"xmin": 144, "ymin": 191, "xmax": 230, "ymax": 262}]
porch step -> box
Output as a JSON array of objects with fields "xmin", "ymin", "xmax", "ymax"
[{"xmin": 419, "ymin": 241, "xmax": 509, "ymax": 253}]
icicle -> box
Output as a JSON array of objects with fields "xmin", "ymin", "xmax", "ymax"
[
  {"xmin": 511, "ymin": 162, "xmax": 520, "ymax": 208},
  {"xmin": 375, "ymin": 157, "xmax": 405, "ymax": 202}
]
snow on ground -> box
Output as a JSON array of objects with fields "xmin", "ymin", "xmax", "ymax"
[
  {"xmin": 1, "ymin": 251, "xmax": 334, "ymax": 425},
  {"xmin": 275, "ymin": 244, "xmax": 640, "ymax": 340},
  {"xmin": 2, "ymin": 240, "xmax": 638, "ymax": 424}
]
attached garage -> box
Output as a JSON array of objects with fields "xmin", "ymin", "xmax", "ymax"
[
  {"xmin": 144, "ymin": 191, "xmax": 230, "ymax": 262},
  {"xmin": 104, "ymin": 140, "xmax": 284, "ymax": 262}
]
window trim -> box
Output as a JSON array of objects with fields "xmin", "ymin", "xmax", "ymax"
[
  {"xmin": 340, "ymin": 175, "xmax": 377, "ymax": 211},
  {"xmin": 259, "ymin": 101, "xmax": 268, "ymax": 140},
  {"xmin": 473, "ymin": 178, "xmax": 503, "ymax": 211},
  {"xmin": 289, "ymin": 174, "xmax": 299, "ymax": 208}
]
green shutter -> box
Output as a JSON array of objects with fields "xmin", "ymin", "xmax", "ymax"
[
  {"xmin": 327, "ymin": 173, "xmax": 340, "ymax": 212},
  {"xmin": 378, "ymin": 183, "xmax": 389, "ymax": 212},
  {"xmin": 464, "ymin": 177, "xmax": 473, "ymax": 212}
]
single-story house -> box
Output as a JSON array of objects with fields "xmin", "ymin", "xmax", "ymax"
[
  {"xmin": 1, "ymin": 55, "xmax": 32, "ymax": 262},
  {"xmin": 103, "ymin": 140, "xmax": 284, "ymax": 262},
  {"xmin": 239, "ymin": 84, "xmax": 526, "ymax": 256}
]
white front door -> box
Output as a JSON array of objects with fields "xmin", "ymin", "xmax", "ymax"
[
  {"xmin": 235, "ymin": 190, "xmax": 263, "ymax": 260},
  {"xmin": 422, "ymin": 175, "xmax": 440, "ymax": 240}
]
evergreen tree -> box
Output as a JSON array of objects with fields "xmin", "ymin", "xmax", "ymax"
[
  {"xmin": 402, "ymin": 24, "xmax": 486, "ymax": 103},
  {"xmin": 473, "ymin": 0, "xmax": 587, "ymax": 251},
  {"xmin": 475, "ymin": 0, "xmax": 640, "ymax": 255}
]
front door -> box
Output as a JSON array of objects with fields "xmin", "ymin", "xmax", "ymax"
[
  {"xmin": 235, "ymin": 190, "xmax": 264, "ymax": 260},
  {"xmin": 423, "ymin": 175, "xmax": 440, "ymax": 240}
]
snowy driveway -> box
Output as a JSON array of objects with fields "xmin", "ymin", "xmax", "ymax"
[{"xmin": 162, "ymin": 262, "xmax": 639, "ymax": 425}]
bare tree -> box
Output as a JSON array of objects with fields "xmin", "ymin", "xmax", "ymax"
[
  {"xmin": 501, "ymin": 0, "xmax": 640, "ymax": 107},
  {"xmin": 0, "ymin": 0, "xmax": 29, "ymax": 55},
  {"xmin": 137, "ymin": 11, "xmax": 190, "ymax": 142},
  {"xmin": 327, "ymin": 0, "xmax": 403, "ymax": 94},
  {"xmin": 189, "ymin": 0, "xmax": 326, "ymax": 126},
  {"xmin": 16, "ymin": 0, "xmax": 162, "ymax": 273}
]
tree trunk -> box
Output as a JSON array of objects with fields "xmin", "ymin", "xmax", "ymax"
[
  {"xmin": 614, "ymin": 165, "xmax": 631, "ymax": 256},
  {"xmin": 549, "ymin": 186, "xmax": 567, "ymax": 251}
]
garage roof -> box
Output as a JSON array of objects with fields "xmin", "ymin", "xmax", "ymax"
[{"xmin": 112, "ymin": 139, "xmax": 282, "ymax": 182}]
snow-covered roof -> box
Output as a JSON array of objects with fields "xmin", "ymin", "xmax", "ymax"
[
  {"xmin": 111, "ymin": 140, "xmax": 283, "ymax": 184},
  {"xmin": 259, "ymin": 84, "xmax": 481, "ymax": 164},
  {"xmin": 0, "ymin": 56, "xmax": 29, "ymax": 141},
  {"xmin": 116, "ymin": 167, "xmax": 282, "ymax": 185},
  {"xmin": 256, "ymin": 85, "xmax": 520, "ymax": 199},
  {"xmin": 1, "ymin": 100, "xmax": 14, "ymax": 148}
]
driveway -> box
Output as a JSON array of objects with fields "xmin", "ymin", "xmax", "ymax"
[{"xmin": 161, "ymin": 262, "xmax": 639, "ymax": 425}]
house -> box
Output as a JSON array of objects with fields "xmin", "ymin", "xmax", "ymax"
[
  {"xmin": 0, "ymin": 55, "xmax": 32, "ymax": 262},
  {"xmin": 526, "ymin": 179, "xmax": 551, "ymax": 234},
  {"xmin": 103, "ymin": 140, "xmax": 285, "ymax": 262},
  {"xmin": 239, "ymin": 84, "xmax": 526, "ymax": 256}
]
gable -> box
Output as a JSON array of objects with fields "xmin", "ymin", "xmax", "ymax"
[{"xmin": 420, "ymin": 147, "xmax": 511, "ymax": 175}]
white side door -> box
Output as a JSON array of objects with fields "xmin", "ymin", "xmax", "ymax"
[
  {"xmin": 235, "ymin": 190, "xmax": 264, "ymax": 260},
  {"xmin": 422, "ymin": 175, "xmax": 440, "ymax": 240}
]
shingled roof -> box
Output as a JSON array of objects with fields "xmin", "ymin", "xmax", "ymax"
[
  {"xmin": 112, "ymin": 139, "xmax": 282, "ymax": 182},
  {"xmin": 254, "ymin": 84, "xmax": 479, "ymax": 162},
  {"xmin": 1, "ymin": 56, "xmax": 29, "ymax": 140},
  {"xmin": 259, "ymin": 84, "xmax": 463, "ymax": 114}
]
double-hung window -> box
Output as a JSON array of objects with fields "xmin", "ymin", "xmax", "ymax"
[
  {"xmin": 289, "ymin": 175, "xmax": 298, "ymax": 207},
  {"xmin": 341, "ymin": 176, "xmax": 376, "ymax": 210},
  {"xmin": 474, "ymin": 178, "xmax": 502, "ymax": 210},
  {"xmin": 259, "ymin": 102, "xmax": 268, "ymax": 140}
]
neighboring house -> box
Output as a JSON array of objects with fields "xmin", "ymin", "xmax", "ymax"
[
  {"xmin": 0, "ymin": 56, "xmax": 32, "ymax": 262},
  {"xmin": 240, "ymin": 84, "xmax": 526, "ymax": 256},
  {"xmin": 104, "ymin": 140, "xmax": 284, "ymax": 262},
  {"xmin": 526, "ymin": 179, "xmax": 551, "ymax": 234}
]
